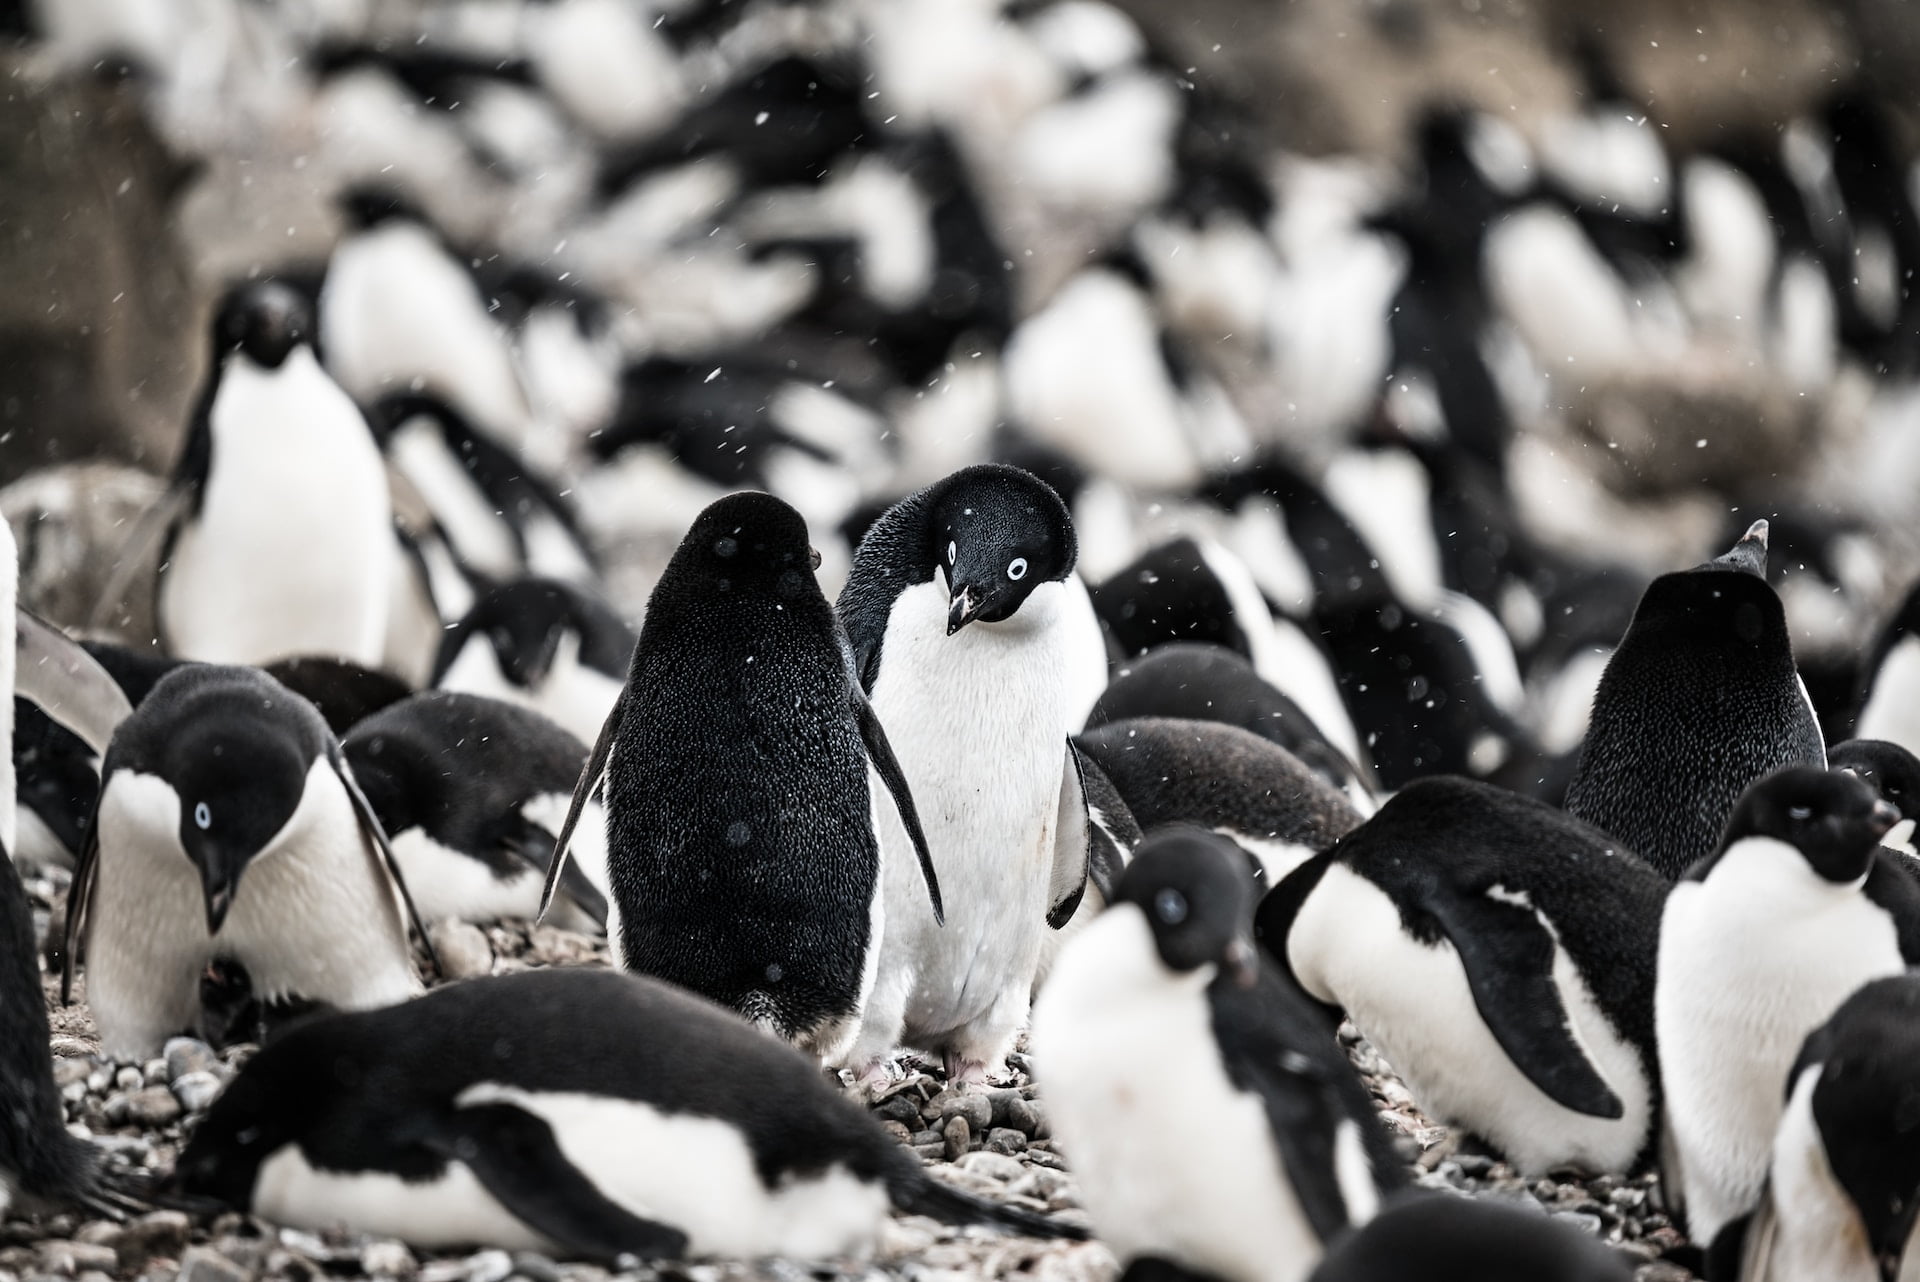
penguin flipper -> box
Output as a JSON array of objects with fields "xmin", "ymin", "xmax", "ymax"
[
  {"xmin": 88, "ymin": 483, "xmax": 192, "ymax": 633},
  {"xmin": 427, "ymin": 1102, "xmax": 690, "ymax": 1262},
  {"xmin": 539, "ymin": 692, "xmax": 622, "ymax": 921},
  {"xmin": 851, "ymin": 685, "xmax": 943, "ymax": 926},
  {"xmin": 59, "ymin": 790, "xmax": 105, "ymax": 1004},
  {"xmin": 13, "ymin": 609, "xmax": 136, "ymax": 754},
  {"xmin": 1709, "ymin": 1206, "xmax": 1765, "ymax": 1282},
  {"xmin": 493, "ymin": 813, "xmax": 608, "ymax": 928},
  {"xmin": 1045, "ymin": 740, "xmax": 1094, "ymax": 929},
  {"xmin": 1424, "ymin": 889, "xmax": 1625, "ymax": 1119},
  {"xmin": 331, "ymin": 747, "xmax": 441, "ymax": 973}
]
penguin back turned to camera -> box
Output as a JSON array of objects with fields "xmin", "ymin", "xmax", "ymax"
[
  {"xmin": 1033, "ymin": 827, "xmax": 1402, "ymax": 1282},
  {"xmin": 156, "ymin": 279, "xmax": 395, "ymax": 667},
  {"xmin": 541, "ymin": 491, "xmax": 941, "ymax": 1063},
  {"xmin": 66, "ymin": 664, "xmax": 431, "ymax": 1059},
  {"xmin": 834, "ymin": 463, "xmax": 1103, "ymax": 1084},
  {"xmin": 1565, "ymin": 521, "xmax": 1825, "ymax": 879},
  {"xmin": 1306, "ymin": 1193, "xmax": 1636, "ymax": 1282},
  {"xmin": 1259, "ymin": 776, "xmax": 1667, "ymax": 1176},
  {"xmin": 170, "ymin": 968, "xmax": 1084, "ymax": 1260},
  {"xmin": 344, "ymin": 691, "xmax": 609, "ymax": 932},
  {"xmin": 1656, "ymin": 765, "xmax": 1906, "ymax": 1248}
]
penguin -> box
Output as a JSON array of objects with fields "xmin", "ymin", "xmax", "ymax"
[
  {"xmin": 1032, "ymin": 751, "xmax": 1141, "ymax": 991},
  {"xmin": 1565, "ymin": 521, "xmax": 1826, "ymax": 879},
  {"xmin": 1258, "ymin": 776, "xmax": 1668, "ymax": 1176},
  {"xmin": 1828, "ymin": 738, "xmax": 1920, "ymax": 856},
  {"xmin": 1086, "ymin": 644, "xmax": 1374, "ymax": 811},
  {"xmin": 1855, "ymin": 578, "xmax": 1920, "ymax": 757},
  {"xmin": 1306, "ymin": 1193, "xmax": 1636, "ymax": 1282},
  {"xmin": 1076, "ymin": 718, "xmax": 1365, "ymax": 884},
  {"xmin": 170, "ymin": 968, "xmax": 1084, "ymax": 1259},
  {"xmin": 260, "ymin": 656, "xmax": 412, "ymax": 736},
  {"xmin": 154, "ymin": 280, "xmax": 396, "ymax": 667},
  {"xmin": 63, "ymin": 664, "xmax": 434, "ymax": 1060},
  {"xmin": 1031, "ymin": 827, "xmax": 1403, "ymax": 1282},
  {"xmin": 433, "ymin": 578, "xmax": 635, "ymax": 747},
  {"xmin": 1655, "ymin": 765, "xmax": 1904, "ymax": 1248},
  {"xmin": 835, "ymin": 463, "xmax": 1101, "ymax": 1083},
  {"xmin": 344, "ymin": 691, "xmax": 609, "ymax": 932},
  {"xmin": 541, "ymin": 492, "xmax": 942, "ymax": 1062},
  {"xmin": 1712, "ymin": 975, "xmax": 1920, "ymax": 1282}
]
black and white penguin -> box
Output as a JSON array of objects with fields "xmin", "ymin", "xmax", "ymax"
[
  {"xmin": 1306, "ymin": 1193, "xmax": 1636, "ymax": 1282},
  {"xmin": 260, "ymin": 656, "xmax": 412, "ymax": 737},
  {"xmin": 1855, "ymin": 578, "xmax": 1920, "ymax": 758},
  {"xmin": 835, "ymin": 463, "xmax": 1103, "ymax": 1083},
  {"xmin": 1565, "ymin": 521, "xmax": 1826, "ymax": 879},
  {"xmin": 155, "ymin": 280, "xmax": 395, "ymax": 667},
  {"xmin": 433, "ymin": 578, "xmax": 635, "ymax": 746},
  {"xmin": 1075, "ymin": 718, "xmax": 1366, "ymax": 885},
  {"xmin": 170, "ymin": 967, "xmax": 1084, "ymax": 1258},
  {"xmin": 1258, "ymin": 776, "xmax": 1668, "ymax": 1175},
  {"xmin": 1032, "ymin": 827, "xmax": 1402, "ymax": 1282},
  {"xmin": 1828, "ymin": 738, "xmax": 1920, "ymax": 858},
  {"xmin": 1656, "ymin": 766, "xmax": 1904, "ymax": 1248},
  {"xmin": 1712, "ymin": 975, "xmax": 1920, "ymax": 1282},
  {"xmin": 343, "ymin": 692, "xmax": 608, "ymax": 932},
  {"xmin": 542, "ymin": 492, "xmax": 941, "ymax": 1061},
  {"xmin": 63, "ymin": 664, "xmax": 432, "ymax": 1059},
  {"xmin": 1086, "ymin": 644, "xmax": 1375, "ymax": 811}
]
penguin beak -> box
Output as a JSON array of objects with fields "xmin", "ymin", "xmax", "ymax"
[
  {"xmin": 947, "ymin": 586, "xmax": 979, "ymax": 636},
  {"xmin": 808, "ymin": 546, "xmax": 822, "ymax": 571},
  {"xmin": 1870, "ymin": 800, "xmax": 1902, "ymax": 841},
  {"xmin": 1223, "ymin": 936, "xmax": 1259, "ymax": 989},
  {"xmin": 201, "ymin": 867, "xmax": 238, "ymax": 935}
]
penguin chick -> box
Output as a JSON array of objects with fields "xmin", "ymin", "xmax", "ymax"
[
  {"xmin": 343, "ymin": 692, "xmax": 609, "ymax": 932},
  {"xmin": 1033, "ymin": 827, "xmax": 1402, "ymax": 1282},
  {"xmin": 171, "ymin": 969, "xmax": 1086, "ymax": 1259},
  {"xmin": 64, "ymin": 665, "xmax": 432, "ymax": 1059},
  {"xmin": 1306, "ymin": 1192, "xmax": 1636, "ymax": 1281},
  {"xmin": 542, "ymin": 492, "xmax": 941, "ymax": 1062},
  {"xmin": 433, "ymin": 578, "xmax": 635, "ymax": 746},
  {"xmin": 1656, "ymin": 765, "xmax": 1903, "ymax": 1247}
]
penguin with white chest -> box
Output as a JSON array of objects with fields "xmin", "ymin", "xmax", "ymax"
[
  {"xmin": 1033, "ymin": 827, "xmax": 1402, "ymax": 1282},
  {"xmin": 1258, "ymin": 776, "xmax": 1669, "ymax": 1176},
  {"xmin": 63, "ymin": 665, "xmax": 433, "ymax": 1060},
  {"xmin": 542, "ymin": 492, "xmax": 941, "ymax": 1062},
  {"xmin": 1855, "ymin": 578, "xmax": 1920, "ymax": 758},
  {"xmin": 835, "ymin": 463, "xmax": 1101, "ymax": 1084},
  {"xmin": 156, "ymin": 281, "xmax": 395, "ymax": 668},
  {"xmin": 1656, "ymin": 765, "xmax": 1905, "ymax": 1251},
  {"xmin": 434, "ymin": 578, "xmax": 635, "ymax": 747},
  {"xmin": 169, "ymin": 968, "xmax": 1084, "ymax": 1259}
]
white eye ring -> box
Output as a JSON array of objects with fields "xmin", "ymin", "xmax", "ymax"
[
  {"xmin": 947, "ymin": 541, "xmax": 957, "ymax": 565},
  {"xmin": 1007, "ymin": 557, "xmax": 1029, "ymax": 581},
  {"xmin": 194, "ymin": 802, "xmax": 212, "ymax": 830},
  {"xmin": 1788, "ymin": 805, "xmax": 1812, "ymax": 821}
]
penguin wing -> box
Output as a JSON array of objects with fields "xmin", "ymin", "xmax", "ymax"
[
  {"xmin": 330, "ymin": 746, "xmax": 441, "ymax": 973},
  {"xmin": 1046, "ymin": 740, "xmax": 1095, "ymax": 929},
  {"xmin": 88, "ymin": 483, "xmax": 195, "ymax": 634},
  {"xmin": 60, "ymin": 785, "xmax": 106, "ymax": 1005},
  {"xmin": 851, "ymin": 685, "xmax": 943, "ymax": 925},
  {"xmin": 493, "ymin": 812, "xmax": 607, "ymax": 927},
  {"xmin": 1709, "ymin": 1205, "xmax": 1768, "ymax": 1282},
  {"xmin": 423, "ymin": 1100, "xmax": 690, "ymax": 1261},
  {"xmin": 13, "ymin": 610, "xmax": 137, "ymax": 755},
  {"xmin": 538, "ymin": 691, "xmax": 622, "ymax": 921},
  {"xmin": 1422, "ymin": 888, "xmax": 1625, "ymax": 1119}
]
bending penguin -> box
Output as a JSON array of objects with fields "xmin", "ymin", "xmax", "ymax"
[
  {"xmin": 541, "ymin": 492, "xmax": 941, "ymax": 1062},
  {"xmin": 835, "ymin": 463, "xmax": 1102, "ymax": 1084},
  {"xmin": 434, "ymin": 578, "xmax": 635, "ymax": 747},
  {"xmin": 1033, "ymin": 827, "xmax": 1402, "ymax": 1282},
  {"xmin": 170, "ymin": 968, "xmax": 1085, "ymax": 1259}
]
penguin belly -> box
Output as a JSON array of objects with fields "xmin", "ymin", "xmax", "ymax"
[
  {"xmin": 1750, "ymin": 1068, "xmax": 1884, "ymax": 1282},
  {"xmin": 1857, "ymin": 635, "xmax": 1920, "ymax": 757},
  {"xmin": 1289, "ymin": 866, "xmax": 1651, "ymax": 1175}
]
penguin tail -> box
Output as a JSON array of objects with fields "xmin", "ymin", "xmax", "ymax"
[{"xmin": 889, "ymin": 1170, "xmax": 1089, "ymax": 1241}]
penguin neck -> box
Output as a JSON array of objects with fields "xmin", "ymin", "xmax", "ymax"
[{"xmin": 1, "ymin": 517, "xmax": 17, "ymax": 856}]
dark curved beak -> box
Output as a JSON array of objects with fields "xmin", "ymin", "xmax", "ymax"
[
  {"xmin": 1871, "ymin": 800, "xmax": 1902, "ymax": 841},
  {"xmin": 1223, "ymin": 936, "xmax": 1259, "ymax": 989},
  {"xmin": 809, "ymin": 546, "xmax": 823, "ymax": 571},
  {"xmin": 947, "ymin": 585, "xmax": 980, "ymax": 636},
  {"xmin": 201, "ymin": 865, "xmax": 238, "ymax": 935}
]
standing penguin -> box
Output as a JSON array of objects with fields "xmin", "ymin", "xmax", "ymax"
[
  {"xmin": 1565, "ymin": 521, "xmax": 1825, "ymax": 878},
  {"xmin": 835, "ymin": 463, "xmax": 1099, "ymax": 1084},
  {"xmin": 1032, "ymin": 828, "xmax": 1402, "ymax": 1282},
  {"xmin": 541, "ymin": 492, "xmax": 941, "ymax": 1062},
  {"xmin": 64, "ymin": 665, "xmax": 432, "ymax": 1060},
  {"xmin": 1656, "ymin": 766, "xmax": 1904, "ymax": 1249},
  {"xmin": 151, "ymin": 280, "xmax": 395, "ymax": 667}
]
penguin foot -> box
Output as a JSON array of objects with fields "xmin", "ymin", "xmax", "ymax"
[{"xmin": 941, "ymin": 1052, "xmax": 998, "ymax": 1086}]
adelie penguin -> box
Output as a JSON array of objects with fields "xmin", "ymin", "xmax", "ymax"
[
  {"xmin": 170, "ymin": 968, "xmax": 1085, "ymax": 1260},
  {"xmin": 1656, "ymin": 766, "xmax": 1906, "ymax": 1249},
  {"xmin": 1854, "ymin": 577, "xmax": 1920, "ymax": 759},
  {"xmin": 1258, "ymin": 776, "xmax": 1669, "ymax": 1175},
  {"xmin": 1032, "ymin": 828, "xmax": 1402, "ymax": 1282},
  {"xmin": 835, "ymin": 463, "xmax": 1105, "ymax": 1083},
  {"xmin": 1306, "ymin": 1193, "xmax": 1635, "ymax": 1282},
  {"xmin": 64, "ymin": 665, "xmax": 434, "ymax": 1060},
  {"xmin": 1564, "ymin": 521, "xmax": 1826, "ymax": 879},
  {"xmin": 1828, "ymin": 738, "xmax": 1920, "ymax": 858},
  {"xmin": 542, "ymin": 492, "xmax": 941, "ymax": 1061}
]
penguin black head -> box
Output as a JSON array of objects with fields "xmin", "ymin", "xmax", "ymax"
[
  {"xmin": 435, "ymin": 579, "xmax": 635, "ymax": 689},
  {"xmin": 927, "ymin": 464, "xmax": 1076, "ymax": 635},
  {"xmin": 1113, "ymin": 826, "xmax": 1259, "ymax": 985},
  {"xmin": 672, "ymin": 490, "xmax": 821, "ymax": 592},
  {"xmin": 1711, "ymin": 766, "xmax": 1900, "ymax": 884},
  {"xmin": 211, "ymin": 281, "xmax": 314, "ymax": 371},
  {"xmin": 337, "ymin": 183, "xmax": 428, "ymax": 232},
  {"xmin": 1828, "ymin": 740, "xmax": 1920, "ymax": 822}
]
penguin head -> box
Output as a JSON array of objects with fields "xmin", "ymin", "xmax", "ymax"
[
  {"xmin": 673, "ymin": 490, "xmax": 822, "ymax": 593},
  {"xmin": 1113, "ymin": 825, "xmax": 1259, "ymax": 985},
  {"xmin": 337, "ymin": 183, "xmax": 428, "ymax": 232},
  {"xmin": 211, "ymin": 281, "xmax": 314, "ymax": 371},
  {"xmin": 1829, "ymin": 739, "xmax": 1920, "ymax": 819},
  {"xmin": 440, "ymin": 579, "xmax": 618, "ymax": 689},
  {"xmin": 1715, "ymin": 766, "xmax": 1900, "ymax": 884},
  {"xmin": 927, "ymin": 464, "xmax": 1076, "ymax": 635}
]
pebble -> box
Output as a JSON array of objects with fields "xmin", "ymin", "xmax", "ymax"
[
  {"xmin": 360, "ymin": 1241, "xmax": 416, "ymax": 1276},
  {"xmin": 38, "ymin": 1241, "xmax": 118, "ymax": 1274},
  {"xmin": 430, "ymin": 919, "xmax": 494, "ymax": 980},
  {"xmin": 984, "ymin": 1127, "xmax": 1027, "ymax": 1156},
  {"xmin": 873, "ymin": 1094, "xmax": 924, "ymax": 1130},
  {"xmin": 955, "ymin": 1151, "xmax": 1025, "ymax": 1183},
  {"xmin": 508, "ymin": 1251, "xmax": 562, "ymax": 1282},
  {"xmin": 1003, "ymin": 1096, "xmax": 1042, "ymax": 1138},
  {"xmin": 108, "ymin": 1086, "xmax": 182, "ymax": 1127},
  {"xmin": 1552, "ymin": 1211, "xmax": 1604, "ymax": 1237},
  {"xmin": 942, "ymin": 1115, "xmax": 971, "ymax": 1162},
  {"xmin": 165, "ymin": 1038, "xmax": 219, "ymax": 1082},
  {"xmin": 932, "ymin": 1090, "xmax": 992, "ymax": 1133},
  {"xmin": 103, "ymin": 1212, "xmax": 190, "ymax": 1269},
  {"xmin": 466, "ymin": 1248, "xmax": 515, "ymax": 1282},
  {"xmin": 172, "ymin": 1070, "xmax": 225, "ymax": 1113},
  {"xmin": 51, "ymin": 1059, "xmax": 91, "ymax": 1089}
]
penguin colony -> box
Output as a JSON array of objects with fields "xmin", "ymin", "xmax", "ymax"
[{"xmin": 4, "ymin": 2, "xmax": 1920, "ymax": 1281}]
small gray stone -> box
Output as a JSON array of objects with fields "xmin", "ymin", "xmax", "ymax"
[
  {"xmin": 908, "ymin": 1129, "xmax": 942, "ymax": 1147},
  {"xmin": 52, "ymin": 1058, "xmax": 92, "ymax": 1088},
  {"xmin": 934, "ymin": 1090, "xmax": 993, "ymax": 1133},
  {"xmin": 431, "ymin": 919, "xmax": 494, "ymax": 980},
  {"xmin": 911, "ymin": 1141, "xmax": 945, "ymax": 1161},
  {"xmin": 112, "ymin": 1066, "xmax": 143, "ymax": 1092},
  {"xmin": 879, "ymin": 1120, "xmax": 912, "ymax": 1143},
  {"xmin": 105, "ymin": 1211, "xmax": 191, "ymax": 1269},
  {"xmin": 164, "ymin": 1038, "xmax": 219, "ymax": 1082},
  {"xmin": 509, "ymin": 1251, "xmax": 562, "ymax": 1282},
  {"xmin": 466, "ymin": 1248, "xmax": 515, "ymax": 1282},
  {"xmin": 1552, "ymin": 1211, "xmax": 1604, "ymax": 1237},
  {"xmin": 178, "ymin": 1246, "xmax": 252, "ymax": 1282},
  {"xmin": 942, "ymin": 1115, "xmax": 971, "ymax": 1162},
  {"xmin": 1610, "ymin": 1186, "xmax": 1647, "ymax": 1210},
  {"xmin": 873, "ymin": 1094, "xmax": 923, "ymax": 1129},
  {"xmin": 985, "ymin": 1089, "xmax": 1022, "ymax": 1127},
  {"xmin": 1002, "ymin": 1096, "xmax": 1040, "ymax": 1137},
  {"xmin": 39, "ymin": 1241, "xmax": 119, "ymax": 1274},
  {"xmin": 172, "ymin": 1071, "xmax": 225, "ymax": 1113},
  {"xmin": 360, "ymin": 1241, "xmax": 415, "ymax": 1276},
  {"xmin": 984, "ymin": 1127, "xmax": 1027, "ymax": 1155},
  {"xmin": 50, "ymin": 1036, "xmax": 93, "ymax": 1059},
  {"xmin": 142, "ymin": 1058, "xmax": 169, "ymax": 1086},
  {"xmin": 122, "ymin": 1085, "xmax": 182, "ymax": 1126},
  {"xmin": 955, "ymin": 1151, "xmax": 1025, "ymax": 1183}
]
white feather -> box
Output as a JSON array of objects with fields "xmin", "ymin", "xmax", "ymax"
[
  {"xmin": 1857, "ymin": 635, "xmax": 1920, "ymax": 757},
  {"xmin": 1746, "ymin": 1067, "xmax": 1881, "ymax": 1282}
]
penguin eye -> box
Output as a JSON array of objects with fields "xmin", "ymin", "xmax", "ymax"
[
  {"xmin": 1007, "ymin": 557, "xmax": 1029, "ymax": 581},
  {"xmin": 1788, "ymin": 805, "xmax": 1813, "ymax": 822},
  {"xmin": 1154, "ymin": 888, "xmax": 1188, "ymax": 925},
  {"xmin": 947, "ymin": 541, "xmax": 957, "ymax": 565},
  {"xmin": 194, "ymin": 802, "xmax": 212, "ymax": 830}
]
